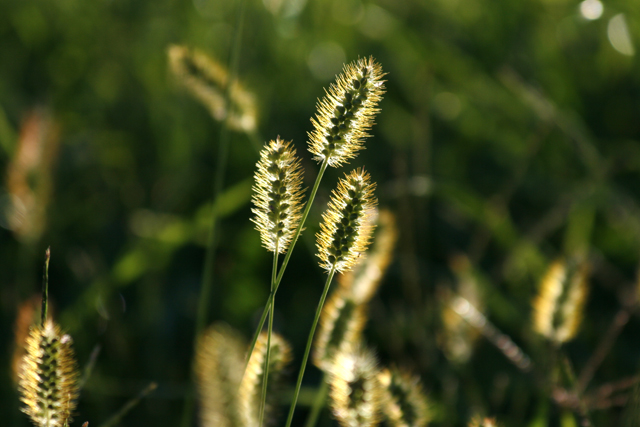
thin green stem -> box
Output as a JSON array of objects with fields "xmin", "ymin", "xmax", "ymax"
[
  {"xmin": 284, "ymin": 266, "xmax": 337, "ymax": 427},
  {"xmin": 258, "ymin": 248, "xmax": 278, "ymax": 426},
  {"xmin": 243, "ymin": 158, "xmax": 330, "ymax": 372},
  {"xmin": 181, "ymin": 1, "xmax": 247, "ymax": 427},
  {"xmin": 41, "ymin": 247, "xmax": 50, "ymax": 327},
  {"xmin": 304, "ymin": 375, "xmax": 329, "ymax": 427}
]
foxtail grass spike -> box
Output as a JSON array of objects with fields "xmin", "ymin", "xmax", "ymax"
[
  {"xmin": 339, "ymin": 209, "xmax": 397, "ymax": 305},
  {"xmin": 195, "ymin": 323, "xmax": 246, "ymax": 427},
  {"xmin": 167, "ymin": 44, "xmax": 257, "ymax": 132},
  {"xmin": 239, "ymin": 332, "xmax": 292, "ymax": 427},
  {"xmin": 317, "ymin": 168, "xmax": 377, "ymax": 273},
  {"xmin": 378, "ymin": 368, "xmax": 430, "ymax": 427},
  {"xmin": 19, "ymin": 319, "xmax": 79, "ymax": 427},
  {"xmin": 328, "ymin": 346, "xmax": 382, "ymax": 427},
  {"xmin": 308, "ymin": 57, "xmax": 386, "ymax": 167},
  {"xmin": 251, "ymin": 137, "xmax": 306, "ymax": 254},
  {"xmin": 313, "ymin": 286, "xmax": 366, "ymax": 372},
  {"xmin": 468, "ymin": 416, "xmax": 498, "ymax": 427},
  {"xmin": 532, "ymin": 259, "xmax": 590, "ymax": 344}
]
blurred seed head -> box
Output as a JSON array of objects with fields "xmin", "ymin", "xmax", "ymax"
[
  {"xmin": 317, "ymin": 168, "xmax": 377, "ymax": 273},
  {"xmin": 308, "ymin": 57, "xmax": 385, "ymax": 167},
  {"xmin": 3, "ymin": 108, "xmax": 60, "ymax": 243},
  {"xmin": 532, "ymin": 259, "xmax": 590, "ymax": 344},
  {"xmin": 468, "ymin": 416, "xmax": 499, "ymax": 427},
  {"xmin": 378, "ymin": 367, "xmax": 430, "ymax": 427},
  {"xmin": 239, "ymin": 331, "xmax": 292, "ymax": 427},
  {"xmin": 251, "ymin": 137, "xmax": 306, "ymax": 254},
  {"xmin": 195, "ymin": 323, "xmax": 246, "ymax": 427},
  {"xmin": 19, "ymin": 320, "xmax": 79, "ymax": 427},
  {"xmin": 167, "ymin": 45, "xmax": 257, "ymax": 132},
  {"xmin": 313, "ymin": 286, "xmax": 367, "ymax": 372},
  {"xmin": 329, "ymin": 346, "xmax": 382, "ymax": 427}
]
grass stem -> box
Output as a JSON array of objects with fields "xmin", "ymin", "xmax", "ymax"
[
  {"xmin": 41, "ymin": 247, "xmax": 50, "ymax": 327},
  {"xmin": 258, "ymin": 248, "xmax": 279, "ymax": 426},
  {"xmin": 284, "ymin": 266, "xmax": 337, "ymax": 427},
  {"xmin": 181, "ymin": 1, "xmax": 248, "ymax": 426},
  {"xmin": 303, "ymin": 376, "xmax": 328, "ymax": 427}
]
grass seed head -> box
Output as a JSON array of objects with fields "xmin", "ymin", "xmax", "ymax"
[
  {"xmin": 251, "ymin": 137, "xmax": 306, "ymax": 254},
  {"xmin": 378, "ymin": 367, "xmax": 430, "ymax": 427},
  {"xmin": 167, "ymin": 44, "xmax": 257, "ymax": 132},
  {"xmin": 313, "ymin": 286, "xmax": 367, "ymax": 372},
  {"xmin": 329, "ymin": 346, "xmax": 382, "ymax": 427},
  {"xmin": 239, "ymin": 332, "xmax": 292, "ymax": 427},
  {"xmin": 468, "ymin": 416, "xmax": 499, "ymax": 427},
  {"xmin": 532, "ymin": 259, "xmax": 590, "ymax": 344},
  {"xmin": 195, "ymin": 323, "xmax": 246, "ymax": 427},
  {"xmin": 18, "ymin": 320, "xmax": 79, "ymax": 427},
  {"xmin": 317, "ymin": 168, "xmax": 377, "ymax": 273},
  {"xmin": 339, "ymin": 209, "xmax": 397, "ymax": 304},
  {"xmin": 308, "ymin": 57, "xmax": 386, "ymax": 167}
]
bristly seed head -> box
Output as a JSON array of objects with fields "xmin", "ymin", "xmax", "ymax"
[
  {"xmin": 252, "ymin": 137, "xmax": 306, "ymax": 254},
  {"xmin": 378, "ymin": 367, "xmax": 430, "ymax": 427},
  {"xmin": 317, "ymin": 168, "xmax": 377, "ymax": 273},
  {"xmin": 313, "ymin": 286, "xmax": 367, "ymax": 372},
  {"xmin": 328, "ymin": 346, "xmax": 382, "ymax": 427},
  {"xmin": 532, "ymin": 259, "xmax": 589, "ymax": 344},
  {"xmin": 239, "ymin": 332, "xmax": 292, "ymax": 427},
  {"xmin": 19, "ymin": 320, "xmax": 79, "ymax": 427},
  {"xmin": 308, "ymin": 57, "xmax": 386, "ymax": 168}
]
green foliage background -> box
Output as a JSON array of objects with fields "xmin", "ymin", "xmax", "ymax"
[{"xmin": 1, "ymin": 0, "xmax": 640, "ymax": 425}]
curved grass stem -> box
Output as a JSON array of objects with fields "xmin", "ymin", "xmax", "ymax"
[
  {"xmin": 243, "ymin": 158, "xmax": 330, "ymax": 372},
  {"xmin": 284, "ymin": 266, "xmax": 337, "ymax": 427}
]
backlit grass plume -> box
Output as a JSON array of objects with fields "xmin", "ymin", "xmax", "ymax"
[
  {"xmin": 339, "ymin": 209, "xmax": 397, "ymax": 305},
  {"xmin": 239, "ymin": 331, "xmax": 292, "ymax": 427},
  {"xmin": 19, "ymin": 319, "xmax": 79, "ymax": 427},
  {"xmin": 468, "ymin": 417, "xmax": 498, "ymax": 427},
  {"xmin": 328, "ymin": 346, "xmax": 382, "ymax": 427},
  {"xmin": 317, "ymin": 168, "xmax": 377, "ymax": 273},
  {"xmin": 313, "ymin": 286, "xmax": 367, "ymax": 371},
  {"xmin": 195, "ymin": 323, "xmax": 245, "ymax": 427},
  {"xmin": 251, "ymin": 137, "xmax": 306, "ymax": 254},
  {"xmin": 532, "ymin": 259, "xmax": 590, "ymax": 344},
  {"xmin": 167, "ymin": 44, "xmax": 257, "ymax": 132},
  {"xmin": 308, "ymin": 57, "xmax": 385, "ymax": 167},
  {"xmin": 378, "ymin": 368, "xmax": 430, "ymax": 427}
]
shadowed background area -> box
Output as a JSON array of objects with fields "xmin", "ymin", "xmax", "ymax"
[{"xmin": 2, "ymin": 0, "xmax": 640, "ymax": 425}]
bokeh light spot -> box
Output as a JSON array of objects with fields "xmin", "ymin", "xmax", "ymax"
[
  {"xmin": 579, "ymin": 0, "xmax": 603, "ymax": 20},
  {"xmin": 608, "ymin": 14, "xmax": 635, "ymax": 56}
]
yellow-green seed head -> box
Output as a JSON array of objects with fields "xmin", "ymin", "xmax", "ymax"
[
  {"xmin": 532, "ymin": 259, "xmax": 589, "ymax": 344},
  {"xmin": 167, "ymin": 44, "xmax": 257, "ymax": 132},
  {"xmin": 19, "ymin": 320, "xmax": 79, "ymax": 427},
  {"xmin": 313, "ymin": 286, "xmax": 367, "ymax": 372},
  {"xmin": 317, "ymin": 168, "xmax": 377, "ymax": 273},
  {"xmin": 308, "ymin": 57, "xmax": 386, "ymax": 167},
  {"xmin": 328, "ymin": 346, "xmax": 382, "ymax": 427},
  {"xmin": 238, "ymin": 332, "xmax": 292, "ymax": 427},
  {"xmin": 378, "ymin": 368, "xmax": 430, "ymax": 427},
  {"xmin": 252, "ymin": 137, "xmax": 306, "ymax": 254},
  {"xmin": 468, "ymin": 416, "xmax": 499, "ymax": 427},
  {"xmin": 339, "ymin": 208, "xmax": 398, "ymax": 305},
  {"xmin": 195, "ymin": 323, "xmax": 246, "ymax": 427}
]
